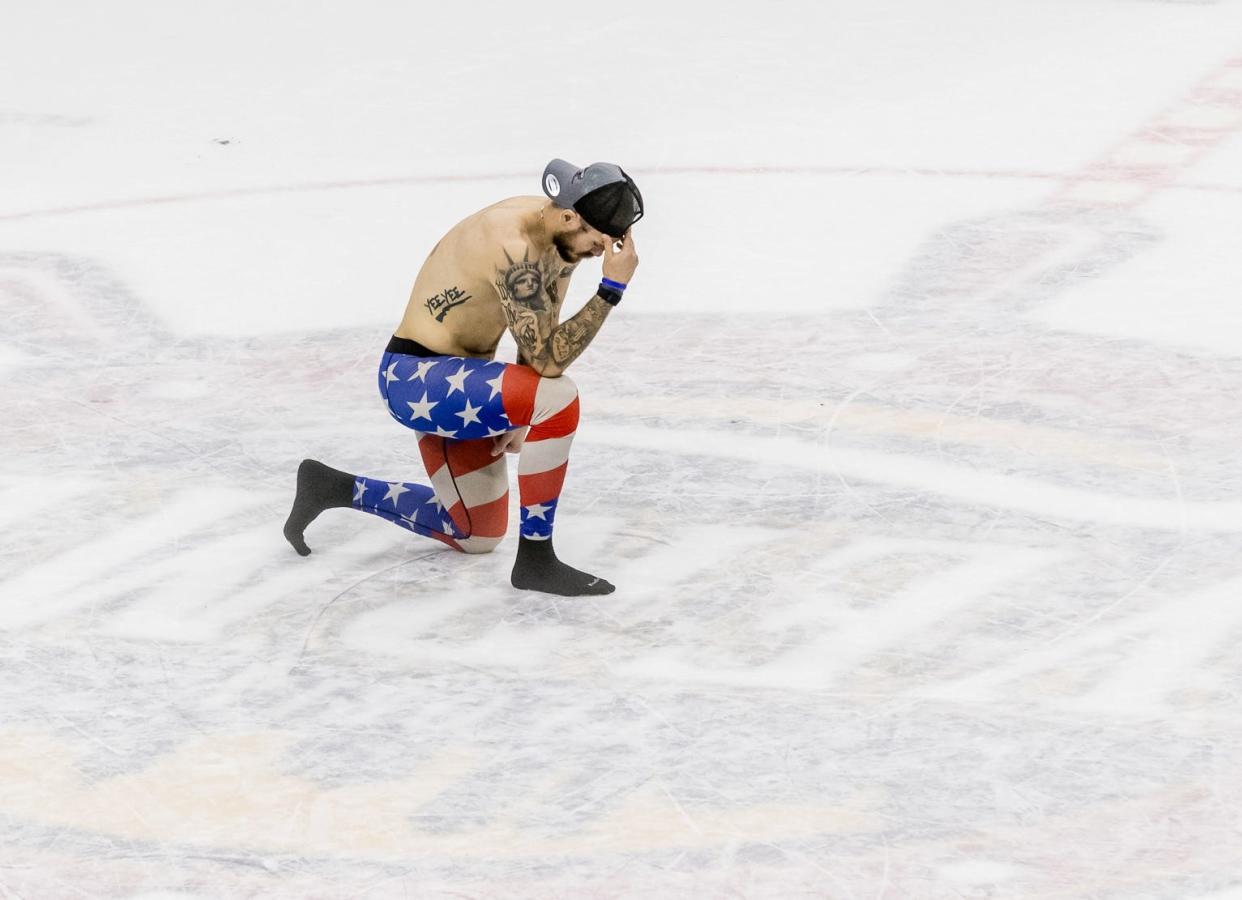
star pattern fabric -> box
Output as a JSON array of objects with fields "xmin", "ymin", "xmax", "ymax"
[
  {"xmin": 377, "ymin": 356, "xmax": 514, "ymax": 441},
  {"xmin": 405, "ymin": 392, "xmax": 437, "ymax": 422},
  {"xmin": 359, "ymin": 346, "xmax": 581, "ymax": 545},
  {"xmin": 352, "ymin": 475, "xmax": 466, "ymax": 542},
  {"xmin": 519, "ymin": 498, "xmax": 557, "ymax": 540}
]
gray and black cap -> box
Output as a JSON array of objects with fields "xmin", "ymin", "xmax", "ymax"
[{"xmin": 541, "ymin": 158, "xmax": 644, "ymax": 238}]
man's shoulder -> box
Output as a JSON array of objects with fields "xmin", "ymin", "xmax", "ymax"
[
  {"xmin": 469, "ymin": 197, "xmax": 542, "ymax": 253},
  {"xmin": 468, "ymin": 196, "xmax": 535, "ymax": 231},
  {"xmin": 438, "ymin": 197, "xmax": 561, "ymax": 295}
]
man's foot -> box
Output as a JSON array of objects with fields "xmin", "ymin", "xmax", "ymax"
[
  {"xmin": 511, "ymin": 536, "xmax": 615, "ymax": 596},
  {"xmin": 283, "ymin": 459, "xmax": 355, "ymax": 556}
]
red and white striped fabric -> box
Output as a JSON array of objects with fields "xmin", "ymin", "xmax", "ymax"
[{"xmin": 356, "ymin": 353, "xmax": 584, "ymax": 552}]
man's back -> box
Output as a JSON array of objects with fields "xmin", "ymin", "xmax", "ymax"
[{"xmin": 394, "ymin": 196, "xmax": 574, "ymax": 359}]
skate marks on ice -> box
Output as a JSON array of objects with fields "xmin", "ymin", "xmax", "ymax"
[
  {"xmin": 5, "ymin": 166, "xmax": 1242, "ymax": 895},
  {"xmin": 583, "ymin": 255, "xmax": 1242, "ymax": 725},
  {"xmin": 5, "ymin": 237, "xmax": 1242, "ymax": 715},
  {"xmin": 323, "ymin": 518, "xmax": 776, "ymax": 667},
  {"xmin": 4, "ymin": 629, "xmax": 1242, "ymax": 898}
]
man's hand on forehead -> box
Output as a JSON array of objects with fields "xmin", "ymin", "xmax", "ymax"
[{"xmin": 603, "ymin": 229, "xmax": 638, "ymax": 284}]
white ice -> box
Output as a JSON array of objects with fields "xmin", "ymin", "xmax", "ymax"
[{"xmin": 3, "ymin": 1, "xmax": 1242, "ymax": 897}]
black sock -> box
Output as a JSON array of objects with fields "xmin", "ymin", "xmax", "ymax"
[
  {"xmin": 510, "ymin": 536, "xmax": 615, "ymax": 597},
  {"xmin": 283, "ymin": 459, "xmax": 355, "ymax": 556}
]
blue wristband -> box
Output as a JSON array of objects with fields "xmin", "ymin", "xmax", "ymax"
[{"xmin": 600, "ymin": 277, "xmax": 628, "ymax": 292}]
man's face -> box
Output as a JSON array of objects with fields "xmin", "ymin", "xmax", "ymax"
[{"xmin": 553, "ymin": 217, "xmax": 608, "ymax": 263}]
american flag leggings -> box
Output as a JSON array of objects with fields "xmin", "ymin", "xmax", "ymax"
[{"xmin": 347, "ymin": 351, "xmax": 581, "ymax": 552}]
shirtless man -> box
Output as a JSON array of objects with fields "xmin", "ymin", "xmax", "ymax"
[{"xmin": 283, "ymin": 159, "xmax": 643, "ymax": 596}]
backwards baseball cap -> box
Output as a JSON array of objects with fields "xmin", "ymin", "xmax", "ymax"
[{"xmin": 541, "ymin": 158, "xmax": 644, "ymax": 238}]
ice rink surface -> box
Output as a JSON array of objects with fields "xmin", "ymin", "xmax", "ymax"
[{"xmin": 4, "ymin": 1, "xmax": 1242, "ymax": 897}]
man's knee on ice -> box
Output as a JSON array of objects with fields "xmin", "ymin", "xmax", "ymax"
[{"xmin": 459, "ymin": 535, "xmax": 502, "ymax": 555}]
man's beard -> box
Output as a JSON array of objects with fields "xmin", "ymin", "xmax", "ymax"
[{"xmin": 552, "ymin": 231, "xmax": 589, "ymax": 263}]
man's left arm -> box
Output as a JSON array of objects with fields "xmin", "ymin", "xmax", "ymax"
[
  {"xmin": 501, "ymin": 233, "xmax": 636, "ymax": 376},
  {"xmin": 514, "ymin": 262, "xmax": 573, "ymax": 367},
  {"xmin": 513, "ymin": 296, "xmax": 611, "ymax": 370},
  {"xmin": 538, "ymin": 233, "xmax": 636, "ymax": 371}
]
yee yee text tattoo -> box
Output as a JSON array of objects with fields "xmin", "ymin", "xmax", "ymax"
[{"xmin": 425, "ymin": 286, "xmax": 473, "ymax": 322}]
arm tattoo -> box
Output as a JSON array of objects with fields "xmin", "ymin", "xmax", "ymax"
[
  {"xmin": 548, "ymin": 296, "xmax": 610, "ymax": 368},
  {"xmin": 496, "ymin": 247, "xmax": 610, "ymax": 373},
  {"xmin": 495, "ymin": 246, "xmax": 548, "ymax": 311},
  {"xmin": 513, "ymin": 310, "xmax": 542, "ymax": 353}
]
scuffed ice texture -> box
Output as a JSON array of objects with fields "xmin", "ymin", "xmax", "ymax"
[
  {"xmin": 5, "ymin": 2, "xmax": 1242, "ymax": 897},
  {"xmin": 3, "ymin": 213, "xmax": 1242, "ymax": 897}
]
